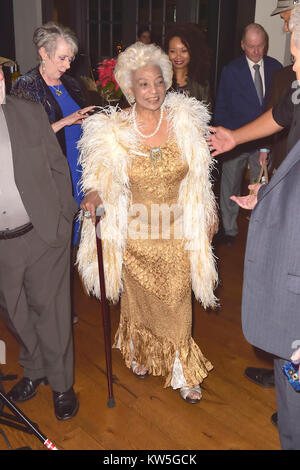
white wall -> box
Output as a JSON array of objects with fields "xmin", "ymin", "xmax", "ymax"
[
  {"xmin": 255, "ymin": 0, "xmax": 292, "ymax": 66},
  {"xmin": 13, "ymin": 0, "xmax": 42, "ymax": 74}
]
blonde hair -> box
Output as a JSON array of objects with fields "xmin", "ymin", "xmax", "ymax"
[
  {"xmin": 114, "ymin": 42, "xmax": 173, "ymax": 104},
  {"xmin": 290, "ymin": 4, "xmax": 300, "ymax": 49}
]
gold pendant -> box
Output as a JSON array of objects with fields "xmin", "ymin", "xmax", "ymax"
[
  {"xmin": 55, "ymin": 89, "xmax": 62, "ymax": 97},
  {"xmin": 150, "ymin": 148, "xmax": 162, "ymax": 167}
]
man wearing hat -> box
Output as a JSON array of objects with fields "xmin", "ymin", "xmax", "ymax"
[
  {"xmin": 0, "ymin": 63, "xmax": 79, "ymax": 420},
  {"xmin": 208, "ymin": 2, "xmax": 300, "ymax": 449},
  {"xmin": 0, "ymin": 57, "xmax": 16, "ymax": 95},
  {"xmin": 0, "ymin": 57, "xmax": 15, "ymax": 67},
  {"xmin": 239, "ymin": 0, "xmax": 298, "ymax": 426},
  {"xmin": 271, "ymin": 0, "xmax": 300, "ymax": 23}
]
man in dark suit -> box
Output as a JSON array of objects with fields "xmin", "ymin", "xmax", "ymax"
[
  {"xmin": 214, "ymin": 23, "xmax": 282, "ymax": 246},
  {"xmin": 0, "ymin": 63, "xmax": 79, "ymax": 420}
]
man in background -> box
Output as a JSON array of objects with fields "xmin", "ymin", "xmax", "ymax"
[{"xmin": 214, "ymin": 23, "xmax": 282, "ymax": 246}]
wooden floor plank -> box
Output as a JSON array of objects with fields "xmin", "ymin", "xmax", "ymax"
[{"xmin": 0, "ymin": 210, "xmax": 281, "ymax": 450}]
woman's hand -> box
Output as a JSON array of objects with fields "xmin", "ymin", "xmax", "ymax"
[
  {"xmin": 209, "ymin": 216, "xmax": 219, "ymax": 243},
  {"xmin": 51, "ymin": 106, "xmax": 95, "ymax": 133},
  {"xmin": 81, "ymin": 190, "xmax": 103, "ymax": 225},
  {"xmin": 64, "ymin": 106, "xmax": 95, "ymax": 126}
]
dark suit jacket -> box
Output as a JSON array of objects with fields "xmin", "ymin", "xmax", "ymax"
[
  {"xmin": 214, "ymin": 54, "xmax": 282, "ymax": 129},
  {"xmin": 214, "ymin": 54, "xmax": 282, "ymax": 154},
  {"xmin": 2, "ymin": 95, "xmax": 78, "ymax": 246},
  {"xmin": 242, "ymin": 138, "xmax": 300, "ymax": 360}
]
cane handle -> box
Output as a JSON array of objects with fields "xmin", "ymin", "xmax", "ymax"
[{"xmin": 96, "ymin": 206, "xmax": 105, "ymax": 218}]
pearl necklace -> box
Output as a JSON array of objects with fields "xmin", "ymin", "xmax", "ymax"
[{"xmin": 133, "ymin": 103, "xmax": 164, "ymax": 138}]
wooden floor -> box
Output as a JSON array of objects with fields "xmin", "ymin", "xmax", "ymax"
[{"xmin": 0, "ymin": 209, "xmax": 280, "ymax": 451}]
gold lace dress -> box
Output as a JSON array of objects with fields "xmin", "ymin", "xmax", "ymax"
[{"xmin": 113, "ymin": 139, "xmax": 213, "ymax": 388}]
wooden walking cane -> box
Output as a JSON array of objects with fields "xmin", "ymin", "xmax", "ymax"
[
  {"xmin": 250, "ymin": 163, "xmax": 269, "ymax": 194},
  {"xmin": 94, "ymin": 206, "xmax": 116, "ymax": 408}
]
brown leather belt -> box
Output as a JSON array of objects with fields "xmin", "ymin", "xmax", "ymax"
[{"xmin": 0, "ymin": 222, "xmax": 33, "ymax": 240}]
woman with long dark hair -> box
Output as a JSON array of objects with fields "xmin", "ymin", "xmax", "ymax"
[{"xmin": 166, "ymin": 23, "xmax": 211, "ymax": 106}]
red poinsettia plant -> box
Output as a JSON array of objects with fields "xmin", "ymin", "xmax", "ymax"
[{"xmin": 96, "ymin": 58, "xmax": 122, "ymax": 102}]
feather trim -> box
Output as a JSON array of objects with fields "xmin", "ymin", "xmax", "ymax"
[
  {"xmin": 76, "ymin": 106, "xmax": 137, "ymax": 302},
  {"xmin": 77, "ymin": 95, "xmax": 218, "ymax": 307},
  {"xmin": 165, "ymin": 93, "xmax": 218, "ymax": 307}
]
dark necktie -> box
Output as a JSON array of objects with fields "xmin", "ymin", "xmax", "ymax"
[{"xmin": 253, "ymin": 63, "xmax": 263, "ymax": 105}]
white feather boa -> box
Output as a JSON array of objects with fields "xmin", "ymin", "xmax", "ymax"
[{"xmin": 77, "ymin": 92, "xmax": 218, "ymax": 308}]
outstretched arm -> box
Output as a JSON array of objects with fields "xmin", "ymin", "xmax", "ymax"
[{"xmin": 207, "ymin": 109, "xmax": 283, "ymax": 157}]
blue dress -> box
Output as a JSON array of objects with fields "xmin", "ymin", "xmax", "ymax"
[{"xmin": 49, "ymin": 84, "xmax": 82, "ymax": 245}]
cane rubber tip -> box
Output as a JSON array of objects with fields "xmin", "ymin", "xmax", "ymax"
[{"xmin": 107, "ymin": 397, "xmax": 115, "ymax": 408}]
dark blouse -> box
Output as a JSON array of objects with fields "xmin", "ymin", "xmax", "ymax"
[
  {"xmin": 172, "ymin": 77, "xmax": 211, "ymax": 108},
  {"xmin": 11, "ymin": 66, "xmax": 86, "ymax": 155}
]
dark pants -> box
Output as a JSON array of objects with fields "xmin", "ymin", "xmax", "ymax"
[
  {"xmin": 220, "ymin": 150, "xmax": 261, "ymax": 236},
  {"xmin": 0, "ymin": 227, "xmax": 74, "ymax": 392}
]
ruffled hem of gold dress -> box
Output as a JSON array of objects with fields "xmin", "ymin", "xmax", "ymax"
[{"xmin": 113, "ymin": 317, "xmax": 213, "ymax": 389}]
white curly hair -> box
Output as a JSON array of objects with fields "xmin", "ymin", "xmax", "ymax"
[
  {"xmin": 33, "ymin": 22, "xmax": 78, "ymax": 62},
  {"xmin": 114, "ymin": 41, "xmax": 173, "ymax": 104},
  {"xmin": 290, "ymin": 4, "xmax": 300, "ymax": 49}
]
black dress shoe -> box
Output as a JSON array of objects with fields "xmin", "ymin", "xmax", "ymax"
[
  {"xmin": 222, "ymin": 235, "xmax": 235, "ymax": 246},
  {"xmin": 53, "ymin": 387, "xmax": 79, "ymax": 421},
  {"xmin": 213, "ymin": 233, "xmax": 235, "ymax": 247},
  {"xmin": 72, "ymin": 311, "xmax": 79, "ymax": 325},
  {"xmin": 244, "ymin": 367, "xmax": 275, "ymax": 388},
  {"xmin": 6, "ymin": 377, "xmax": 48, "ymax": 403},
  {"xmin": 271, "ymin": 412, "xmax": 278, "ymax": 427}
]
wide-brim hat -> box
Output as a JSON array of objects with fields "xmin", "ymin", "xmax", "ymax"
[
  {"xmin": 0, "ymin": 56, "xmax": 15, "ymax": 66},
  {"xmin": 271, "ymin": 0, "xmax": 300, "ymax": 16}
]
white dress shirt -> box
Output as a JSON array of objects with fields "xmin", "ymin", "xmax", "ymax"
[
  {"xmin": 245, "ymin": 57, "xmax": 269, "ymax": 153},
  {"xmin": 0, "ymin": 106, "xmax": 30, "ymax": 230}
]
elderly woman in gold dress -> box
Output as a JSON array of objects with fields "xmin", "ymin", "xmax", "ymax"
[{"xmin": 77, "ymin": 42, "xmax": 218, "ymax": 404}]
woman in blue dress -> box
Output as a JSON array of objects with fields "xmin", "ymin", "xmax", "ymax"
[
  {"xmin": 11, "ymin": 22, "xmax": 94, "ymax": 245},
  {"xmin": 11, "ymin": 22, "xmax": 94, "ymax": 321}
]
